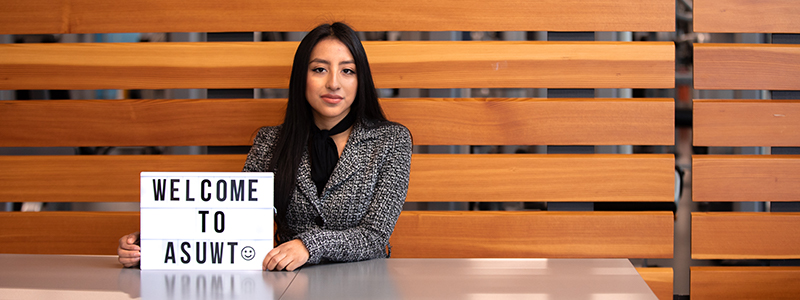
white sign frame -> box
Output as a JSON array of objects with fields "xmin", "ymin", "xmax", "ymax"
[{"xmin": 140, "ymin": 172, "xmax": 273, "ymax": 270}]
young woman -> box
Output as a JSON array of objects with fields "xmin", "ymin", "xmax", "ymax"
[{"xmin": 117, "ymin": 22, "xmax": 412, "ymax": 271}]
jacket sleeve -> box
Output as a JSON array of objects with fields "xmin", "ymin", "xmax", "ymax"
[
  {"xmin": 242, "ymin": 127, "xmax": 276, "ymax": 173},
  {"xmin": 297, "ymin": 125, "xmax": 412, "ymax": 263}
]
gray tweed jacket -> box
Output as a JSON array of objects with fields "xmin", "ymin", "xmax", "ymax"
[{"xmin": 242, "ymin": 121, "xmax": 412, "ymax": 264}]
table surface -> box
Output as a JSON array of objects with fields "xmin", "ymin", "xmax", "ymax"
[{"xmin": 0, "ymin": 254, "xmax": 658, "ymax": 300}]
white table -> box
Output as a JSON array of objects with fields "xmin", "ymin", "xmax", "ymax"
[{"xmin": 0, "ymin": 254, "xmax": 658, "ymax": 299}]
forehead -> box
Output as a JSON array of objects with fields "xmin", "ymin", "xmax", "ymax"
[{"xmin": 309, "ymin": 38, "xmax": 354, "ymax": 63}]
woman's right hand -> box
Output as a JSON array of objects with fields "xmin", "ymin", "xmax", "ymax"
[{"xmin": 117, "ymin": 232, "xmax": 141, "ymax": 268}]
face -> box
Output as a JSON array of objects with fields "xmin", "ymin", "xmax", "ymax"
[{"xmin": 305, "ymin": 38, "xmax": 358, "ymax": 130}]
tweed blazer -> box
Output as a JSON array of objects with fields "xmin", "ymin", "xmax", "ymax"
[{"xmin": 242, "ymin": 120, "xmax": 412, "ymax": 264}]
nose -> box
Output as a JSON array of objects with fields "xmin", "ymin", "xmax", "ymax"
[{"xmin": 326, "ymin": 71, "xmax": 340, "ymax": 91}]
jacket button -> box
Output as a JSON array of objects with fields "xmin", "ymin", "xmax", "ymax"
[{"xmin": 315, "ymin": 216, "xmax": 324, "ymax": 227}]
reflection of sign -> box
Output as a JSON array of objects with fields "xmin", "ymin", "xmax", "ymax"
[
  {"xmin": 140, "ymin": 271, "xmax": 276, "ymax": 300},
  {"xmin": 140, "ymin": 172, "xmax": 273, "ymax": 270}
]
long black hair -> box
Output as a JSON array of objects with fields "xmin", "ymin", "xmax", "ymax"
[{"xmin": 269, "ymin": 22, "xmax": 388, "ymax": 241}]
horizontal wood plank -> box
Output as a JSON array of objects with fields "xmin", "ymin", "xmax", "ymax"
[
  {"xmin": 385, "ymin": 98, "xmax": 674, "ymax": 146},
  {"xmin": 0, "ymin": 98, "xmax": 674, "ymax": 147},
  {"xmin": 694, "ymin": 100, "xmax": 800, "ymax": 147},
  {"xmin": 0, "ymin": 154, "xmax": 675, "ymax": 203},
  {"xmin": 694, "ymin": 0, "xmax": 800, "ymax": 33},
  {"xmin": 692, "ymin": 212, "xmax": 800, "ymax": 259},
  {"xmin": 0, "ymin": 99, "xmax": 283, "ymax": 147},
  {"xmin": 0, "ymin": 0, "xmax": 674, "ymax": 34},
  {"xmin": 408, "ymin": 154, "xmax": 675, "ymax": 203},
  {"xmin": 0, "ymin": 211, "xmax": 673, "ymax": 257},
  {"xmin": 390, "ymin": 211, "xmax": 674, "ymax": 258},
  {"xmin": 694, "ymin": 43, "xmax": 800, "ymax": 90},
  {"xmin": 636, "ymin": 267, "xmax": 674, "ymax": 300},
  {"xmin": 0, "ymin": 155, "xmax": 247, "ymax": 203},
  {"xmin": 691, "ymin": 267, "xmax": 800, "ymax": 300},
  {"xmin": 0, "ymin": 41, "xmax": 675, "ymax": 90},
  {"xmin": 0, "ymin": 212, "xmax": 139, "ymax": 255},
  {"xmin": 693, "ymin": 155, "xmax": 800, "ymax": 202}
]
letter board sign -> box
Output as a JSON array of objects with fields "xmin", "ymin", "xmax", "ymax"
[{"xmin": 140, "ymin": 172, "xmax": 273, "ymax": 270}]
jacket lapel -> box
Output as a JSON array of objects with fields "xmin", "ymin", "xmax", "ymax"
[
  {"xmin": 295, "ymin": 150, "xmax": 322, "ymax": 212},
  {"xmin": 323, "ymin": 122, "xmax": 374, "ymax": 196}
]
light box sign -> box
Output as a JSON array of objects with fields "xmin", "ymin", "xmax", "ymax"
[{"xmin": 140, "ymin": 172, "xmax": 273, "ymax": 270}]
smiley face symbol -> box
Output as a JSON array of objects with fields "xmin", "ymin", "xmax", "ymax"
[{"xmin": 241, "ymin": 246, "xmax": 256, "ymax": 261}]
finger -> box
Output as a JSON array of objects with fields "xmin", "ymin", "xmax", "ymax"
[
  {"xmin": 276, "ymin": 256, "xmax": 294, "ymax": 271},
  {"xmin": 119, "ymin": 235, "xmax": 140, "ymax": 251},
  {"xmin": 121, "ymin": 243, "xmax": 140, "ymax": 251},
  {"xmin": 118, "ymin": 250, "xmax": 141, "ymax": 261},
  {"xmin": 264, "ymin": 254, "xmax": 276, "ymax": 271},
  {"xmin": 262, "ymin": 249, "xmax": 279, "ymax": 271},
  {"xmin": 284, "ymin": 259, "xmax": 300, "ymax": 271},
  {"xmin": 267, "ymin": 254, "xmax": 286, "ymax": 271},
  {"xmin": 119, "ymin": 256, "xmax": 140, "ymax": 268}
]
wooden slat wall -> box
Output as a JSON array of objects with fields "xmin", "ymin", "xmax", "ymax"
[
  {"xmin": 407, "ymin": 154, "xmax": 674, "ymax": 203},
  {"xmin": 693, "ymin": 155, "xmax": 800, "ymax": 202},
  {"xmin": 0, "ymin": 0, "xmax": 674, "ymax": 34},
  {"xmin": 693, "ymin": 100, "xmax": 800, "ymax": 147},
  {"xmin": 0, "ymin": 41, "xmax": 675, "ymax": 90},
  {"xmin": 390, "ymin": 211, "xmax": 673, "ymax": 259},
  {"xmin": 692, "ymin": 212, "xmax": 800, "ymax": 260},
  {"xmin": 0, "ymin": 212, "xmax": 140, "ymax": 255},
  {"xmin": 0, "ymin": 98, "xmax": 674, "ymax": 147},
  {"xmin": 0, "ymin": 155, "xmax": 246, "ymax": 203},
  {"xmin": 1, "ymin": 2, "xmax": 674, "ymax": 297},
  {"xmin": 691, "ymin": 267, "xmax": 800, "ymax": 300},
  {"xmin": 0, "ymin": 210, "xmax": 674, "ymax": 259},
  {"xmin": 693, "ymin": 44, "xmax": 800, "ymax": 90},
  {"xmin": 0, "ymin": 154, "xmax": 674, "ymax": 203},
  {"xmin": 637, "ymin": 267, "xmax": 674, "ymax": 300},
  {"xmin": 692, "ymin": 1, "xmax": 800, "ymax": 298},
  {"xmin": 694, "ymin": 0, "xmax": 800, "ymax": 33}
]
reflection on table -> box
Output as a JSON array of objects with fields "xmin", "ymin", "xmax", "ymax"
[
  {"xmin": 0, "ymin": 254, "xmax": 657, "ymax": 299},
  {"xmin": 284, "ymin": 258, "xmax": 658, "ymax": 300}
]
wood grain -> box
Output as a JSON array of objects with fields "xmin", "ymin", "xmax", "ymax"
[
  {"xmin": 0, "ymin": 154, "xmax": 674, "ymax": 203},
  {"xmin": 0, "ymin": 155, "xmax": 246, "ymax": 203},
  {"xmin": 0, "ymin": 41, "xmax": 675, "ymax": 90},
  {"xmin": 0, "ymin": 98, "xmax": 674, "ymax": 147},
  {"xmin": 384, "ymin": 98, "xmax": 674, "ymax": 146},
  {"xmin": 692, "ymin": 212, "xmax": 800, "ymax": 259},
  {"xmin": 691, "ymin": 266, "xmax": 800, "ymax": 300},
  {"xmin": 693, "ymin": 155, "xmax": 800, "ymax": 202},
  {"xmin": 694, "ymin": 44, "xmax": 800, "ymax": 90},
  {"xmin": 0, "ymin": 212, "xmax": 139, "ymax": 255},
  {"xmin": 407, "ymin": 154, "xmax": 675, "ymax": 203},
  {"xmin": 0, "ymin": 0, "xmax": 674, "ymax": 34},
  {"xmin": 636, "ymin": 267, "xmax": 674, "ymax": 300},
  {"xmin": 694, "ymin": 0, "xmax": 800, "ymax": 33},
  {"xmin": 0, "ymin": 211, "xmax": 673, "ymax": 258},
  {"xmin": 0, "ymin": 99, "xmax": 285, "ymax": 147},
  {"xmin": 390, "ymin": 211, "xmax": 674, "ymax": 258},
  {"xmin": 693, "ymin": 100, "xmax": 800, "ymax": 147}
]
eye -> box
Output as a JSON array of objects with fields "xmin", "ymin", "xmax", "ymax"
[
  {"xmin": 311, "ymin": 67, "xmax": 326, "ymax": 73},
  {"xmin": 342, "ymin": 68, "xmax": 356, "ymax": 75}
]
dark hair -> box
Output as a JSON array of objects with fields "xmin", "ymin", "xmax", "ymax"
[{"xmin": 269, "ymin": 22, "xmax": 388, "ymax": 241}]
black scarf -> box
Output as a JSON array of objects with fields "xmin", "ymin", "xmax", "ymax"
[{"xmin": 310, "ymin": 110, "xmax": 356, "ymax": 196}]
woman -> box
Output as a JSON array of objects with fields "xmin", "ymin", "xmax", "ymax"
[{"xmin": 117, "ymin": 22, "xmax": 412, "ymax": 271}]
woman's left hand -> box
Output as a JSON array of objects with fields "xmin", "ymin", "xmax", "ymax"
[{"xmin": 262, "ymin": 239, "xmax": 309, "ymax": 271}]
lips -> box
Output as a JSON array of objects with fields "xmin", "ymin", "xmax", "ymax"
[{"xmin": 321, "ymin": 94, "xmax": 344, "ymax": 104}]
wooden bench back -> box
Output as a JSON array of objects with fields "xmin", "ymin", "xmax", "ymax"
[
  {"xmin": 691, "ymin": 1, "xmax": 800, "ymax": 299},
  {"xmin": 1, "ymin": 2, "xmax": 675, "ymax": 298}
]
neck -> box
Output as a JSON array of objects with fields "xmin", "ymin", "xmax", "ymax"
[{"xmin": 312, "ymin": 108, "xmax": 357, "ymax": 134}]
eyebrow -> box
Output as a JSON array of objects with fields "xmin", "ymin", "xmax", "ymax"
[{"xmin": 309, "ymin": 58, "xmax": 356, "ymax": 66}]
